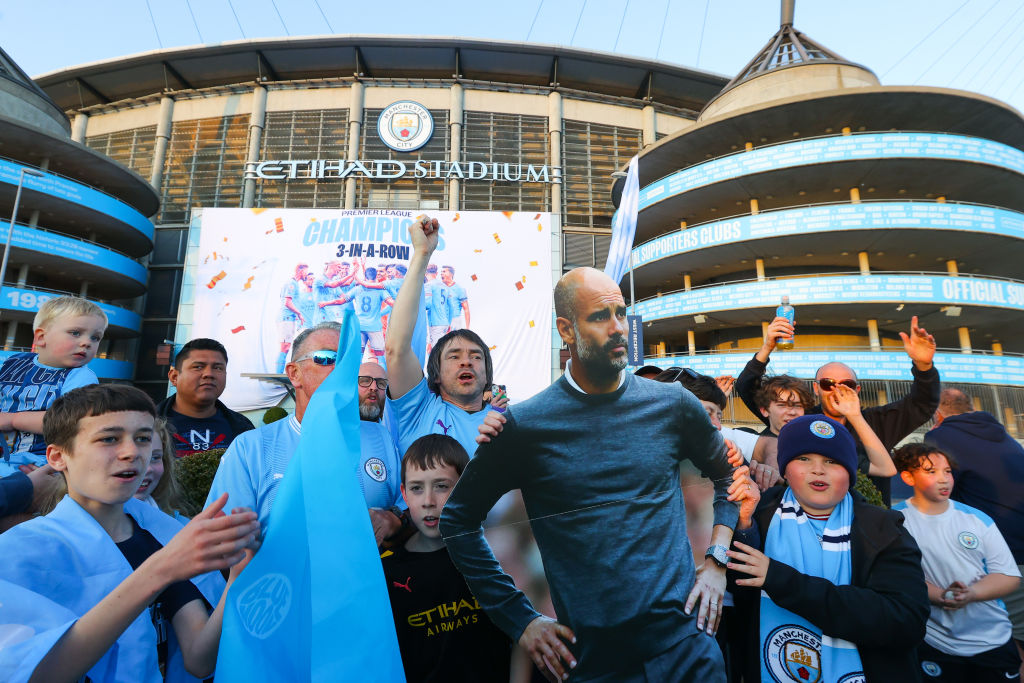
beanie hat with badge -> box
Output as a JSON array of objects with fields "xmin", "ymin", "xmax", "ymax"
[{"xmin": 777, "ymin": 414, "xmax": 858, "ymax": 484}]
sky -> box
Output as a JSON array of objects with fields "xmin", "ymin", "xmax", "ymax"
[{"xmin": 2, "ymin": 0, "xmax": 1024, "ymax": 116}]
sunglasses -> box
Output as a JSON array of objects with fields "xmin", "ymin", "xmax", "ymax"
[
  {"xmin": 818, "ymin": 378, "xmax": 858, "ymax": 391},
  {"xmin": 292, "ymin": 349, "xmax": 337, "ymax": 366},
  {"xmin": 357, "ymin": 376, "xmax": 389, "ymax": 390},
  {"xmin": 665, "ymin": 366, "xmax": 701, "ymax": 383}
]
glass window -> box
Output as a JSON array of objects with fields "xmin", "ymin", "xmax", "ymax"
[
  {"xmin": 354, "ymin": 108, "xmax": 449, "ymax": 209},
  {"xmin": 86, "ymin": 126, "xmax": 157, "ymax": 180},
  {"xmin": 563, "ymin": 120, "xmax": 642, "ymax": 231},
  {"xmin": 144, "ymin": 269, "xmax": 182, "ymax": 317},
  {"xmin": 461, "ymin": 111, "xmax": 549, "ymax": 212},
  {"xmin": 256, "ymin": 108, "xmax": 349, "ymax": 209},
  {"xmin": 150, "ymin": 227, "xmax": 188, "ymax": 265},
  {"xmin": 160, "ymin": 115, "xmax": 249, "ymax": 223}
]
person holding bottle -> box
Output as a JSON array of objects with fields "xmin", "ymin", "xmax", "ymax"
[{"xmin": 736, "ymin": 314, "xmax": 941, "ymax": 505}]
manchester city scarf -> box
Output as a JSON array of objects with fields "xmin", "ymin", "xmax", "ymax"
[{"xmin": 760, "ymin": 488, "xmax": 864, "ymax": 683}]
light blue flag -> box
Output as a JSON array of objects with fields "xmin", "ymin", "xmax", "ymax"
[
  {"xmin": 216, "ymin": 307, "xmax": 405, "ymax": 683},
  {"xmin": 604, "ymin": 154, "xmax": 640, "ymax": 284}
]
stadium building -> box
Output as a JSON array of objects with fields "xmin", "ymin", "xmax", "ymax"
[
  {"xmin": 628, "ymin": 9, "xmax": 1024, "ymax": 434},
  {"xmin": 0, "ymin": 46, "xmax": 154, "ymax": 382},
  {"xmin": 30, "ymin": 36, "xmax": 727, "ymax": 399},
  {"xmin": 13, "ymin": 24, "xmax": 1024, "ymax": 429}
]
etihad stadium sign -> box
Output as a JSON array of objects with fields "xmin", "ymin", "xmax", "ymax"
[{"xmin": 249, "ymin": 99, "xmax": 559, "ymax": 184}]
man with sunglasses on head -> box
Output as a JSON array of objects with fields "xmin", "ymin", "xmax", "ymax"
[
  {"xmin": 736, "ymin": 314, "xmax": 940, "ymax": 504},
  {"xmin": 205, "ymin": 323, "xmax": 406, "ymax": 544}
]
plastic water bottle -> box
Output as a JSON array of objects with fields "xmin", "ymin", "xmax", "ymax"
[{"xmin": 776, "ymin": 296, "xmax": 795, "ymax": 350}]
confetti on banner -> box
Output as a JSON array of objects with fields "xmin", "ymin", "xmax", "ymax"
[
  {"xmin": 203, "ymin": 256, "xmax": 210, "ymax": 264},
  {"xmin": 502, "ymin": 211, "xmax": 514, "ymax": 219},
  {"xmin": 514, "ymin": 281, "xmax": 524, "ymax": 291},
  {"xmin": 213, "ymin": 252, "xmax": 218, "ymax": 260},
  {"xmin": 492, "ymin": 233, "xmax": 501, "ymax": 244},
  {"xmin": 533, "ymin": 213, "xmax": 541, "ymax": 219},
  {"xmin": 453, "ymin": 213, "xmax": 461, "ymax": 222},
  {"xmin": 275, "ymin": 218, "xmax": 284, "ymax": 233},
  {"xmin": 471, "ymin": 274, "xmax": 478, "ymax": 281},
  {"xmin": 473, "ymin": 249, "xmax": 483, "ymax": 253},
  {"xmin": 231, "ymin": 325, "xmax": 246, "ymax": 334},
  {"xmin": 521, "ymin": 276, "xmax": 526, "ymax": 283},
  {"xmin": 537, "ymin": 223, "xmax": 543, "ymax": 231},
  {"xmin": 530, "ymin": 260, "xmax": 538, "ymax": 266},
  {"xmin": 250, "ymin": 208, "xmax": 267, "ymax": 215},
  {"xmin": 529, "ymin": 320, "xmax": 535, "ymax": 328},
  {"xmin": 243, "ymin": 276, "xmax": 255, "ymax": 290},
  {"xmin": 489, "ymin": 345, "xmax": 497, "ymax": 350},
  {"xmin": 223, "ymin": 237, "xmax": 228, "ymax": 242},
  {"xmin": 206, "ymin": 271, "xmax": 227, "ymax": 289}
]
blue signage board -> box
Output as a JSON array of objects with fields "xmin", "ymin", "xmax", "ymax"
[
  {"xmin": 635, "ymin": 275, "xmax": 1024, "ymax": 322},
  {"xmin": 10, "ymin": 223, "xmax": 146, "ymax": 284},
  {"xmin": 0, "ymin": 159, "xmax": 154, "ymax": 242},
  {"xmin": 0, "ymin": 286, "xmax": 141, "ymax": 332},
  {"xmin": 639, "ymin": 133, "xmax": 1024, "ymax": 210},
  {"xmin": 633, "ymin": 202, "xmax": 1024, "ymax": 269},
  {"xmin": 626, "ymin": 314, "xmax": 644, "ymax": 366},
  {"xmin": 642, "ymin": 352, "xmax": 1024, "ymax": 387}
]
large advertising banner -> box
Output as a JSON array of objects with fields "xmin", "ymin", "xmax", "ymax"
[{"xmin": 191, "ymin": 208, "xmax": 553, "ymax": 410}]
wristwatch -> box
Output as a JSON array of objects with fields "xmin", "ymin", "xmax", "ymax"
[
  {"xmin": 387, "ymin": 506, "xmax": 409, "ymax": 528},
  {"xmin": 705, "ymin": 544, "xmax": 729, "ymax": 568}
]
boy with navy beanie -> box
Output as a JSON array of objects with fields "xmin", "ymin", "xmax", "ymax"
[{"xmin": 727, "ymin": 414, "xmax": 929, "ymax": 682}]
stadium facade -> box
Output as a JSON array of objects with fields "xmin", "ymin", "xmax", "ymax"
[
  {"xmin": 14, "ymin": 28, "xmax": 1024, "ymax": 431},
  {"xmin": 0, "ymin": 46, "xmax": 155, "ymax": 382},
  {"xmin": 626, "ymin": 14, "xmax": 1024, "ymax": 434}
]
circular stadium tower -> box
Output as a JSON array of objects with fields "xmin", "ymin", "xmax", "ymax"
[
  {"xmin": 0, "ymin": 46, "xmax": 155, "ymax": 381},
  {"xmin": 629, "ymin": 14, "xmax": 1024, "ymax": 434}
]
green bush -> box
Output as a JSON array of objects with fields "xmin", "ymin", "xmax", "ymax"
[
  {"xmin": 263, "ymin": 406, "xmax": 288, "ymax": 424},
  {"xmin": 854, "ymin": 475, "xmax": 887, "ymax": 508},
  {"xmin": 175, "ymin": 448, "xmax": 226, "ymax": 513}
]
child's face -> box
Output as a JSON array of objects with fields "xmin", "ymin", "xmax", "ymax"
[
  {"xmin": 134, "ymin": 446, "xmax": 165, "ymax": 499},
  {"xmin": 900, "ymin": 453, "xmax": 953, "ymax": 504},
  {"xmin": 699, "ymin": 400, "xmax": 723, "ymax": 430},
  {"xmin": 784, "ymin": 452, "xmax": 850, "ymax": 516},
  {"xmin": 48, "ymin": 411, "xmax": 155, "ymax": 509},
  {"xmin": 401, "ymin": 462, "xmax": 460, "ymax": 540},
  {"xmin": 760, "ymin": 389, "xmax": 805, "ymax": 434},
  {"xmin": 34, "ymin": 314, "xmax": 106, "ymax": 368}
]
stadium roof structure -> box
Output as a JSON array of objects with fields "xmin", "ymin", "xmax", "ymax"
[{"xmin": 34, "ymin": 36, "xmax": 731, "ymax": 115}]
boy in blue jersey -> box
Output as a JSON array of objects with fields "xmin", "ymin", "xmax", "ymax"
[
  {"xmin": 440, "ymin": 265, "xmax": 470, "ymax": 330},
  {"xmin": 894, "ymin": 443, "xmax": 1022, "ymax": 681},
  {"xmin": 0, "ymin": 384, "xmax": 259, "ymax": 682},
  {"xmin": 0, "ymin": 296, "xmax": 106, "ymax": 477},
  {"xmin": 322, "ymin": 267, "xmax": 393, "ymax": 362},
  {"xmin": 380, "ymin": 434, "xmax": 511, "ymax": 682},
  {"xmin": 276, "ymin": 263, "xmax": 308, "ymax": 373}
]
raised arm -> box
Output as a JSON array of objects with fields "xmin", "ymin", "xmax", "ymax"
[
  {"xmin": 829, "ymin": 384, "xmax": 897, "ymax": 477},
  {"xmin": 384, "ymin": 216, "xmax": 439, "ymax": 399}
]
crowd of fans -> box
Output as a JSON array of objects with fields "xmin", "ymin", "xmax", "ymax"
[{"xmin": 1, "ymin": 215, "xmax": 1023, "ymax": 682}]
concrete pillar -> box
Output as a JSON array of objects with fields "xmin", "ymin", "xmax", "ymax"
[
  {"xmin": 241, "ymin": 85, "xmax": 268, "ymax": 208},
  {"xmin": 344, "ymin": 82, "xmax": 365, "ymax": 210},
  {"xmin": 867, "ymin": 319, "xmax": 880, "ymax": 351},
  {"xmin": 548, "ymin": 91, "xmax": 563, "ymax": 216},
  {"xmin": 150, "ymin": 96, "xmax": 174, "ymax": 192},
  {"xmin": 642, "ymin": 105, "xmax": 656, "ymax": 147},
  {"xmin": 946, "ymin": 260, "xmax": 959, "ymax": 276},
  {"xmin": 755, "ymin": 258, "xmax": 765, "ymax": 281},
  {"xmin": 683, "ymin": 274, "xmax": 692, "ymax": 291},
  {"xmin": 849, "ymin": 187, "xmax": 861, "ymax": 203},
  {"xmin": 1004, "ymin": 406, "xmax": 1019, "ymax": 437},
  {"xmin": 858, "ymin": 251, "xmax": 870, "ymax": 275},
  {"xmin": 448, "ymin": 83, "xmax": 464, "ymax": 211},
  {"xmin": 71, "ymin": 113, "xmax": 89, "ymax": 143},
  {"xmin": 4, "ymin": 265, "xmax": 30, "ymax": 349},
  {"xmin": 993, "ymin": 341, "xmax": 1003, "ymax": 355},
  {"xmin": 958, "ymin": 327, "xmax": 972, "ymax": 353},
  {"xmin": 687, "ymin": 330, "xmax": 696, "ymax": 356},
  {"xmin": 750, "ymin": 198, "xmax": 759, "ymax": 215}
]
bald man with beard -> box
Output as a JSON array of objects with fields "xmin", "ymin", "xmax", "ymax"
[{"xmin": 440, "ymin": 267, "xmax": 758, "ymax": 683}]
